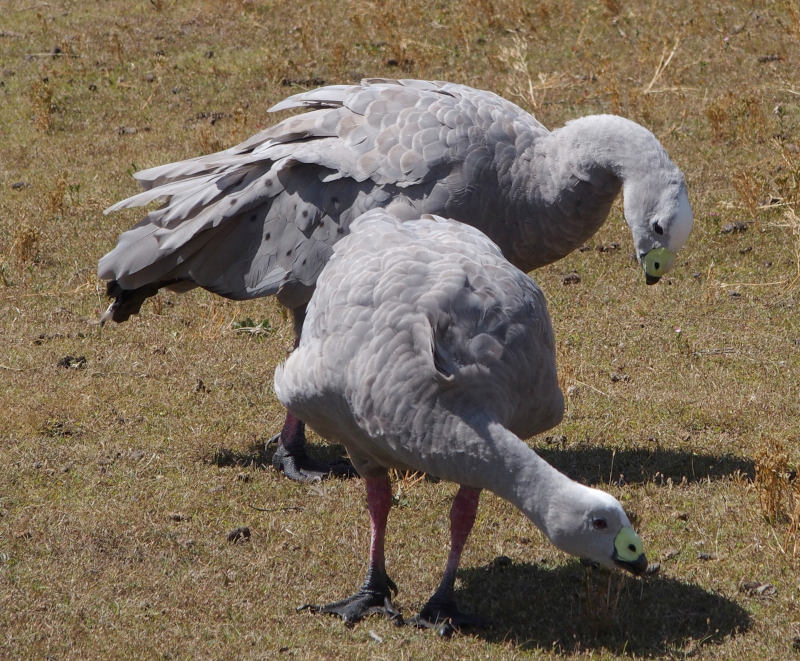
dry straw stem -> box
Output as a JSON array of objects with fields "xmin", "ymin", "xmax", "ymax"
[
  {"xmin": 580, "ymin": 559, "xmax": 647, "ymax": 637},
  {"xmin": 497, "ymin": 31, "xmax": 571, "ymax": 110},
  {"xmin": 642, "ymin": 37, "xmax": 680, "ymax": 94}
]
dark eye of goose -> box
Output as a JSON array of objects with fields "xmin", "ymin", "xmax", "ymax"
[
  {"xmin": 592, "ymin": 518, "xmax": 608, "ymax": 530},
  {"xmin": 653, "ymin": 221, "xmax": 664, "ymax": 235}
]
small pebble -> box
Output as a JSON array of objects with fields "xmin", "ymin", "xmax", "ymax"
[
  {"xmin": 644, "ymin": 562, "xmax": 660, "ymax": 576},
  {"xmin": 721, "ymin": 221, "xmax": 748, "ymax": 234},
  {"xmin": 437, "ymin": 621, "xmax": 456, "ymax": 638},
  {"xmin": 57, "ymin": 355, "xmax": 87, "ymax": 369},
  {"xmin": 740, "ymin": 580, "xmax": 776, "ymax": 597},
  {"xmin": 595, "ymin": 241, "xmax": 620, "ymax": 252},
  {"xmin": 227, "ymin": 526, "xmax": 251, "ymax": 543}
]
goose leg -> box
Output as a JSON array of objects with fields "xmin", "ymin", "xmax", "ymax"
[
  {"xmin": 269, "ymin": 412, "xmax": 333, "ymax": 482},
  {"xmin": 299, "ymin": 474, "xmax": 402, "ymax": 625},
  {"xmin": 412, "ymin": 486, "xmax": 489, "ymax": 632},
  {"xmin": 270, "ymin": 306, "xmax": 355, "ymax": 481}
]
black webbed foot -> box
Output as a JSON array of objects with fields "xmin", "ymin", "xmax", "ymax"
[
  {"xmin": 410, "ymin": 595, "xmax": 490, "ymax": 635},
  {"xmin": 298, "ymin": 569, "xmax": 402, "ymax": 626},
  {"xmin": 269, "ymin": 437, "xmax": 356, "ymax": 482}
]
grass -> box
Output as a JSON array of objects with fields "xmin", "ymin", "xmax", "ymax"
[{"xmin": 1, "ymin": 0, "xmax": 799, "ymax": 658}]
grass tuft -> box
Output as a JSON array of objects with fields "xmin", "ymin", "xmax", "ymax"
[
  {"xmin": 11, "ymin": 223, "xmax": 41, "ymax": 264},
  {"xmin": 29, "ymin": 80, "xmax": 53, "ymax": 132},
  {"xmin": 754, "ymin": 437, "xmax": 800, "ymax": 557}
]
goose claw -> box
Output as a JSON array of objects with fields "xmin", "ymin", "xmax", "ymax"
[
  {"xmin": 270, "ymin": 440, "xmax": 356, "ymax": 482},
  {"xmin": 299, "ymin": 572, "xmax": 401, "ymax": 625},
  {"xmin": 410, "ymin": 596, "xmax": 490, "ymax": 632}
]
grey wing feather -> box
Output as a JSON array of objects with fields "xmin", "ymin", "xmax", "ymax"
[{"xmin": 100, "ymin": 78, "xmax": 548, "ymax": 313}]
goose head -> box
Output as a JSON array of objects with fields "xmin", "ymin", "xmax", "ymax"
[
  {"xmin": 625, "ymin": 174, "xmax": 693, "ymax": 285},
  {"xmin": 544, "ymin": 485, "xmax": 648, "ymax": 576}
]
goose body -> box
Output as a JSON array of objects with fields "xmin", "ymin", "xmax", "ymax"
[
  {"xmin": 274, "ymin": 210, "xmax": 647, "ymax": 626},
  {"xmin": 99, "ymin": 78, "xmax": 693, "ymax": 479}
]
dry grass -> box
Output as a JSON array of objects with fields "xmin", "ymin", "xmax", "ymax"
[
  {"xmin": 754, "ymin": 438, "xmax": 800, "ymax": 556},
  {"xmin": 2, "ymin": 0, "xmax": 800, "ymax": 658}
]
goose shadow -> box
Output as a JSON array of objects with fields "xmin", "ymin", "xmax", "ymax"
[
  {"xmin": 533, "ymin": 445, "xmax": 754, "ymax": 487},
  {"xmin": 211, "ymin": 442, "xmax": 754, "ymax": 489},
  {"xmin": 209, "ymin": 440, "xmax": 351, "ymax": 471},
  {"xmin": 450, "ymin": 560, "xmax": 751, "ymax": 656}
]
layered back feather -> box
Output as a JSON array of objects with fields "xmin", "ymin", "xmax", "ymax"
[
  {"xmin": 274, "ymin": 210, "xmax": 564, "ymax": 480},
  {"xmin": 99, "ymin": 79, "xmax": 551, "ymax": 311}
]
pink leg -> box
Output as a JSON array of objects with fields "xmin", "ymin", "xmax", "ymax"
[
  {"xmin": 365, "ymin": 474, "xmax": 392, "ymax": 574},
  {"xmin": 300, "ymin": 473, "xmax": 400, "ymax": 624},
  {"xmin": 440, "ymin": 486, "xmax": 481, "ymax": 599},
  {"xmin": 415, "ymin": 485, "xmax": 487, "ymax": 630}
]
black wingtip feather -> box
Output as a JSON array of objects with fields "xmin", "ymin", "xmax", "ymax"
[{"xmin": 101, "ymin": 280, "xmax": 161, "ymax": 324}]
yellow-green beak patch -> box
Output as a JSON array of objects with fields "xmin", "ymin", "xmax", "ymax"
[
  {"xmin": 614, "ymin": 526, "xmax": 644, "ymax": 562},
  {"xmin": 642, "ymin": 247, "xmax": 676, "ymax": 278},
  {"xmin": 613, "ymin": 526, "xmax": 648, "ymax": 575}
]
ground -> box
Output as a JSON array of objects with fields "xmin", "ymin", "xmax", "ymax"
[{"xmin": 1, "ymin": 1, "xmax": 799, "ymax": 658}]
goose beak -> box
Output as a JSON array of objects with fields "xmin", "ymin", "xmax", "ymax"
[
  {"xmin": 613, "ymin": 551, "xmax": 649, "ymax": 576},
  {"xmin": 612, "ymin": 526, "xmax": 648, "ymax": 576},
  {"xmin": 641, "ymin": 247, "xmax": 675, "ymax": 284}
]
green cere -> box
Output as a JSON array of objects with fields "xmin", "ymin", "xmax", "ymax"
[
  {"xmin": 642, "ymin": 247, "xmax": 676, "ymax": 278},
  {"xmin": 614, "ymin": 526, "xmax": 644, "ymax": 562}
]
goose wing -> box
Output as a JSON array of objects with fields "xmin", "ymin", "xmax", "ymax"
[{"xmin": 99, "ymin": 79, "xmax": 546, "ymax": 309}]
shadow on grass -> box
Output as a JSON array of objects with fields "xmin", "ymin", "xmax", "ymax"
[
  {"xmin": 208, "ymin": 440, "xmax": 351, "ymax": 471},
  {"xmin": 454, "ymin": 561, "xmax": 751, "ymax": 656},
  {"xmin": 536, "ymin": 446, "xmax": 754, "ymax": 486},
  {"xmin": 208, "ymin": 442, "xmax": 754, "ymax": 487}
]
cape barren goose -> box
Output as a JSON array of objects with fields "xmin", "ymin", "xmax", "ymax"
[
  {"xmin": 274, "ymin": 209, "xmax": 648, "ymax": 628},
  {"xmin": 98, "ymin": 78, "xmax": 693, "ymax": 481}
]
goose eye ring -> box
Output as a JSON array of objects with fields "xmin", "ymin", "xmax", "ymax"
[{"xmin": 592, "ymin": 518, "xmax": 608, "ymax": 530}]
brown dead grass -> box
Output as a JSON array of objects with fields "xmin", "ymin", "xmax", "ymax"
[{"xmin": 1, "ymin": 0, "xmax": 800, "ymax": 658}]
